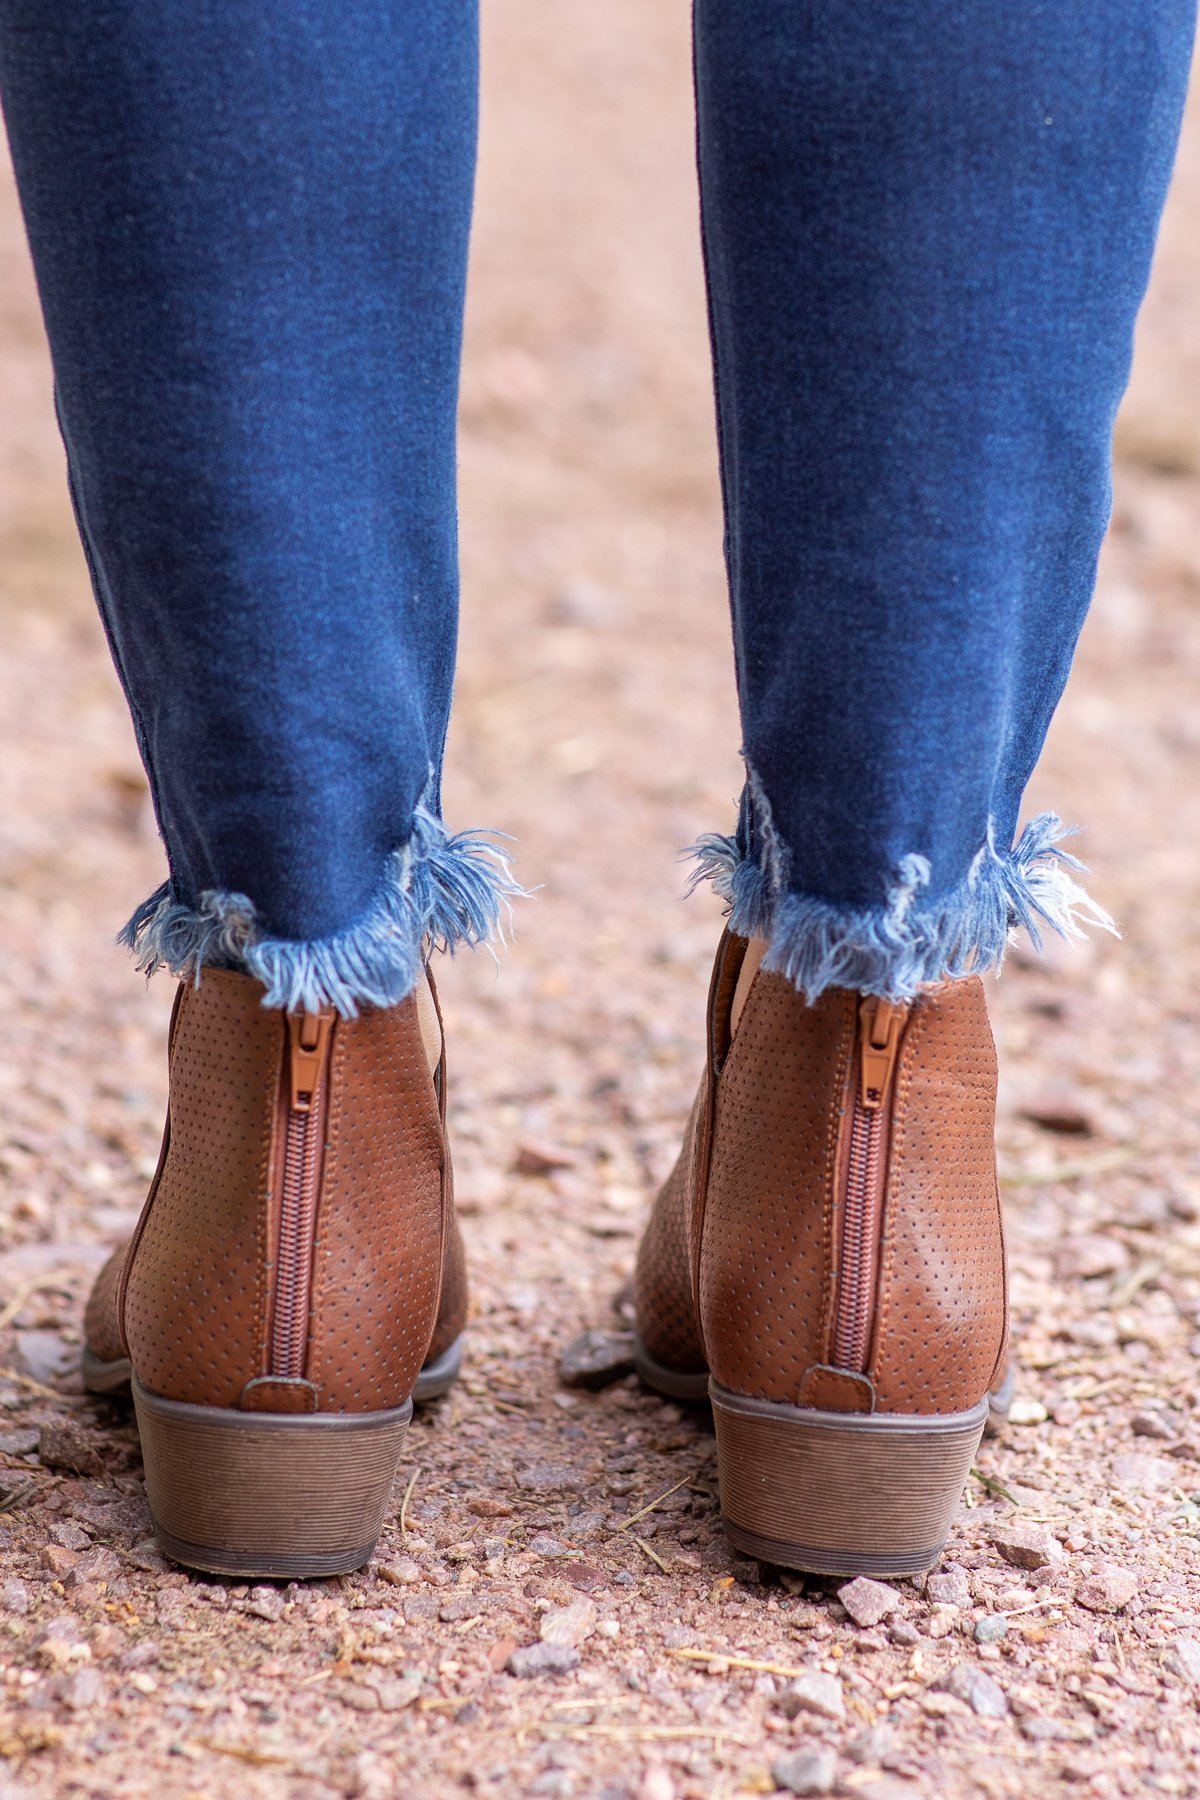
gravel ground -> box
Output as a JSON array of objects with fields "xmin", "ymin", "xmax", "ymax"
[{"xmin": 2, "ymin": 10, "xmax": 1200, "ymax": 1799}]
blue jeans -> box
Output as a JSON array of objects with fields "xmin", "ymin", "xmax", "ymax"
[{"xmin": 0, "ymin": 2, "xmax": 1193, "ymax": 1012}]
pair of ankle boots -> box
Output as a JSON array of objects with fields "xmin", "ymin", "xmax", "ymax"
[{"xmin": 82, "ymin": 932, "xmax": 1009, "ymax": 1579}]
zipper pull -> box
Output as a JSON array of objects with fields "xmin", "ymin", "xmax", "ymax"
[
  {"xmin": 858, "ymin": 998, "xmax": 905, "ymax": 1111},
  {"xmin": 287, "ymin": 1010, "xmax": 335, "ymax": 1113}
]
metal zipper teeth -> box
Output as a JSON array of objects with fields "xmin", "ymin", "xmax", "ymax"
[
  {"xmin": 831, "ymin": 998, "xmax": 906, "ymax": 1375},
  {"xmin": 833, "ymin": 1095, "xmax": 884, "ymax": 1370},
  {"xmin": 270, "ymin": 1012, "xmax": 335, "ymax": 1381}
]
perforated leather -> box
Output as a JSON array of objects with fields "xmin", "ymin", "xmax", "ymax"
[
  {"xmin": 700, "ymin": 978, "xmax": 855, "ymax": 1400},
  {"xmin": 123, "ymin": 972, "xmax": 278, "ymax": 1407},
  {"xmin": 86, "ymin": 969, "xmax": 464, "ymax": 1415},
  {"xmin": 869, "ymin": 978, "xmax": 1006, "ymax": 1412},
  {"xmin": 636, "ymin": 938, "xmax": 1007, "ymax": 1422},
  {"xmin": 633, "ymin": 1087, "xmax": 707, "ymax": 1374}
]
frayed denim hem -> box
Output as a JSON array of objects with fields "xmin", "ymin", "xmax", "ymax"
[
  {"xmin": 687, "ymin": 805, "xmax": 1117, "ymax": 1005},
  {"xmin": 119, "ymin": 804, "xmax": 527, "ymax": 1017}
]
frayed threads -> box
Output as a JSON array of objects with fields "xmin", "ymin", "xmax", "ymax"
[
  {"xmin": 120, "ymin": 804, "xmax": 527, "ymax": 1017},
  {"xmin": 687, "ymin": 808, "xmax": 1117, "ymax": 1005}
]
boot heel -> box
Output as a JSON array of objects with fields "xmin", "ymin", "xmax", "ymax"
[
  {"xmin": 711, "ymin": 1381, "xmax": 987, "ymax": 1578},
  {"xmin": 132, "ymin": 1379, "xmax": 412, "ymax": 1579}
]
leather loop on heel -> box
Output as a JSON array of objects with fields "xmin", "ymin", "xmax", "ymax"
[
  {"xmin": 133, "ymin": 1379, "xmax": 412, "ymax": 1578},
  {"xmin": 712, "ymin": 1381, "xmax": 987, "ymax": 1577}
]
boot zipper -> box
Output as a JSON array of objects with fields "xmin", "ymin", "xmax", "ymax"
[
  {"xmin": 270, "ymin": 1009, "xmax": 335, "ymax": 1379},
  {"xmin": 831, "ymin": 997, "xmax": 907, "ymax": 1372}
]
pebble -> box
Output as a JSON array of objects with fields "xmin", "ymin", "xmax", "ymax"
[
  {"xmin": 1, "ymin": 1578, "xmax": 31, "ymax": 1615},
  {"xmin": 516, "ymin": 1464, "xmax": 588, "ymax": 1495},
  {"xmin": 61, "ymin": 1667, "xmax": 103, "ymax": 1711},
  {"xmin": 377, "ymin": 1558, "xmax": 421, "ymax": 1586},
  {"xmin": 513, "ymin": 1139, "xmax": 581, "ymax": 1176},
  {"xmin": 974, "ymin": 1615, "xmax": 1009, "ymax": 1644},
  {"xmin": 1006, "ymin": 1397, "xmax": 1049, "ymax": 1426},
  {"xmin": 527, "ymin": 1534, "xmax": 570, "ymax": 1558},
  {"xmin": 558, "ymin": 1329, "xmax": 637, "ymax": 1390},
  {"xmin": 771, "ymin": 1748, "xmax": 837, "ymax": 1797},
  {"xmin": 778, "ymin": 1671, "xmax": 844, "ymax": 1723},
  {"xmin": 246, "ymin": 1587, "xmax": 286, "ymax": 1622},
  {"xmin": 989, "ymin": 1523, "xmax": 1064, "ymax": 1570},
  {"xmin": 1110, "ymin": 1453, "xmax": 1176, "ymax": 1495},
  {"xmin": 888, "ymin": 1620, "xmax": 921, "ymax": 1647},
  {"xmin": 539, "ymin": 1599, "xmax": 597, "ymax": 1647},
  {"xmin": 1131, "ymin": 1410, "xmax": 1178, "ymax": 1441},
  {"xmin": 37, "ymin": 1419, "xmax": 105, "ymax": 1477},
  {"xmin": 934, "ymin": 1663, "xmax": 1009, "ymax": 1719},
  {"xmin": 635, "ymin": 1767, "xmax": 675, "ymax": 1800},
  {"xmin": 506, "ymin": 1642, "xmax": 581, "ymax": 1678},
  {"xmin": 1075, "ymin": 1566, "xmax": 1138, "ymax": 1613},
  {"xmin": 926, "ymin": 1564, "xmax": 972, "ymax": 1607},
  {"xmin": 375, "ymin": 1672, "xmax": 423, "ymax": 1711},
  {"xmin": 13, "ymin": 1330, "xmax": 74, "ymax": 1384},
  {"xmin": 1167, "ymin": 1636, "xmax": 1200, "ymax": 1684},
  {"xmin": 838, "ymin": 1577, "xmax": 899, "ymax": 1627},
  {"xmin": 845, "ymin": 1724, "xmax": 894, "ymax": 1767}
]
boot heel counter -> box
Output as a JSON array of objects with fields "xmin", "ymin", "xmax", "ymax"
[
  {"xmin": 699, "ymin": 979, "xmax": 857, "ymax": 1401},
  {"xmin": 123, "ymin": 974, "xmax": 283, "ymax": 1408},
  {"xmin": 869, "ymin": 977, "xmax": 1007, "ymax": 1413}
]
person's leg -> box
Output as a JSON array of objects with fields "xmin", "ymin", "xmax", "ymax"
[
  {"xmin": 0, "ymin": 2, "xmax": 487, "ymax": 1576},
  {"xmin": 691, "ymin": 0, "xmax": 1193, "ymax": 991},
  {"xmin": 637, "ymin": 0, "xmax": 1195, "ymax": 1576},
  {"xmin": 0, "ymin": 0, "xmax": 511, "ymax": 1016}
]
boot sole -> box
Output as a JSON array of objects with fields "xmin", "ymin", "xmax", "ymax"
[
  {"xmin": 81, "ymin": 1335, "xmax": 464, "ymax": 1579},
  {"xmin": 636, "ymin": 1338, "xmax": 991, "ymax": 1577}
]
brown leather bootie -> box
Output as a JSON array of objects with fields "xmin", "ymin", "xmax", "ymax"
[
  {"xmin": 635, "ymin": 930, "xmax": 1009, "ymax": 1576},
  {"xmin": 83, "ymin": 966, "xmax": 465, "ymax": 1578}
]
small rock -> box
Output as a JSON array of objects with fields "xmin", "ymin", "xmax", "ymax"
[
  {"xmin": 513, "ymin": 1140, "xmax": 581, "ymax": 1177},
  {"xmin": 439, "ymin": 1594, "xmax": 483, "ymax": 1622},
  {"xmin": 1, "ymin": 1578, "xmax": 31, "ymax": 1615},
  {"xmin": 506, "ymin": 1642, "xmax": 581, "ymax": 1678},
  {"xmin": 989, "ymin": 1523, "xmax": 1064, "ymax": 1570},
  {"xmin": 125, "ymin": 1540, "xmax": 170, "ymax": 1574},
  {"xmin": 974, "ymin": 1615, "xmax": 1009, "ymax": 1644},
  {"xmin": 888, "ymin": 1619, "xmax": 921, "ymax": 1647},
  {"xmin": 539, "ymin": 1599, "xmax": 597, "ymax": 1648},
  {"xmin": 527, "ymin": 1534, "xmax": 569, "ymax": 1558},
  {"xmin": 0, "ymin": 1428, "xmax": 39, "ymax": 1455},
  {"xmin": 558, "ymin": 1329, "xmax": 637, "ymax": 1391},
  {"xmin": 838, "ymin": 1577, "xmax": 899, "ymax": 1627},
  {"xmin": 1075, "ymin": 1567, "xmax": 1138, "ymax": 1613},
  {"xmin": 377, "ymin": 1558, "xmax": 421, "ymax": 1586},
  {"xmin": 1168, "ymin": 1636, "xmax": 1200, "ymax": 1685},
  {"xmin": 1021, "ymin": 1093, "xmax": 1095, "ymax": 1135},
  {"xmin": 1006, "ymin": 1398, "xmax": 1049, "ymax": 1426},
  {"xmin": 635, "ymin": 1766, "xmax": 675, "ymax": 1800},
  {"xmin": 1110, "ymin": 1453, "xmax": 1176, "ymax": 1495},
  {"xmin": 516, "ymin": 1463, "xmax": 588, "ymax": 1495},
  {"xmin": 61, "ymin": 1667, "xmax": 103, "ymax": 1711},
  {"xmin": 1132, "ymin": 1410, "xmax": 1178, "ymax": 1441},
  {"xmin": 13, "ymin": 1331, "xmax": 74, "ymax": 1385},
  {"xmin": 845, "ymin": 1724, "xmax": 893, "ymax": 1767},
  {"xmin": 40, "ymin": 1545, "xmax": 78, "ymax": 1579},
  {"xmin": 37, "ymin": 1419, "xmax": 105, "ymax": 1478},
  {"xmin": 926, "ymin": 1564, "xmax": 971, "ymax": 1607},
  {"xmin": 375, "ymin": 1671, "xmax": 423, "ymax": 1712},
  {"xmin": 778, "ymin": 1671, "xmax": 844, "ymax": 1723},
  {"xmin": 245, "ymin": 1587, "xmax": 285, "ymax": 1622},
  {"xmin": 1020, "ymin": 1715, "xmax": 1072, "ymax": 1743},
  {"xmin": 67, "ymin": 1547, "xmax": 121, "ymax": 1588},
  {"xmin": 771, "ymin": 1748, "xmax": 837, "ymax": 1797},
  {"xmin": 934, "ymin": 1664, "xmax": 1009, "ymax": 1719},
  {"xmin": 925, "ymin": 1607, "xmax": 958, "ymax": 1639}
]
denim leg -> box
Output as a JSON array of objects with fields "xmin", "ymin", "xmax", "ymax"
[
  {"xmin": 691, "ymin": 0, "xmax": 1196, "ymax": 999},
  {"xmin": 0, "ymin": 0, "xmax": 515, "ymax": 1014}
]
